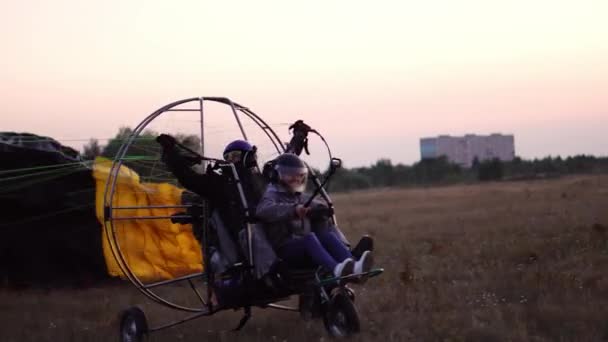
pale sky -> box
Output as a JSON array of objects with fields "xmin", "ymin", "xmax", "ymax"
[{"xmin": 1, "ymin": 0, "xmax": 607, "ymax": 168}]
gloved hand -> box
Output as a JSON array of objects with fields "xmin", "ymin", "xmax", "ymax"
[
  {"xmin": 156, "ymin": 134, "xmax": 177, "ymax": 149},
  {"xmin": 289, "ymin": 120, "xmax": 314, "ymax": 135},
  {"xmin": 307, "ymin": 206, "xmax": 334, "ymax": 220},
  {"xmin": 287, "ymin": 120, "xmax": 313, "ymax": 156}
]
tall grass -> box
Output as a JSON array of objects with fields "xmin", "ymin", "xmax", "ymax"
[{"xmin": 2, "ymin": 175, "xmax": 607, "ymax": 341}]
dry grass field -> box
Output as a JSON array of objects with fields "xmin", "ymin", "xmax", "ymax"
[{"xmin": 2, "ymin": 175, "xmax": 608, "ymax": 341}]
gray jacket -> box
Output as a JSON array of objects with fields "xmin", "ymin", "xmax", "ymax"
[
  {"xmin": 256, "ymin": 183, "xmax": 349, "ymax": 249},
  {"xmin": 256, "ymin": 183, "xmax": 310, "ymax": 249}
]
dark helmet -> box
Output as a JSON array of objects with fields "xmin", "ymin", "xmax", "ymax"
[
  {"xmin": 223, "ymin": 140, "xmax": 257, "ymax": 168},
  {"xmin": 223, "ymin": 140, "xmax": 253, "ymax": 156},
  {"xmin": 275, "ymin": 153, "xmax": 308, "ymax": 192}
]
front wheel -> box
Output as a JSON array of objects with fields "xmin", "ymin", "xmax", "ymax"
[
  {"xmin": 323, "ymin": 291, "xmax": 360, "ymax": 338},
  {"xmin": 120, "ymin": 307, "xmax": 148, "ymax": 342}
]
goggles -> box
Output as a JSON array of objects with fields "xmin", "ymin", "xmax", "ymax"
[
  {"xmin": 223, "ymin": 150, "xmax": 243, "ymax": 163},
  {"xmin": 224, "ymin": 148, "xmax": 258, "ymax": 167}
]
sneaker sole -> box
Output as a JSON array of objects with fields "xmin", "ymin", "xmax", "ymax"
[
  {"xmin": 342, "ymin": 260, "xmax": 355, "ymax": 277},
  {"xmin": 360, "ymin": 252, "xmax": 374, "ymax": 274}
]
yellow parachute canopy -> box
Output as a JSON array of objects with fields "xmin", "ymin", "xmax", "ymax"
[{"xmin": 93, "ymin": 157, "xmax": 203, "ymax": 282}]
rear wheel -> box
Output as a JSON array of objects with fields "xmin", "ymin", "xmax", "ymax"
[
  {"xmin": 120, "ymin": 307, "xmax": 148, "ymax": 342},
  {"xmin": 323, "ymin": 291, "xmax": 360, "ymax": 338}
]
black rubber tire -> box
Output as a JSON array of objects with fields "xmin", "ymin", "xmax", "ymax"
[
  {"xmin": 299, "ymin": 288, "xmax": 323, "ymax": 321},
  {"xmin": 323, "ymin": 291, "xmax": 361, "ymax": 338},
  {"xmin": 344, "ymin": 286, "xmax": 355, "ymax": 302},
  {"xmin": 119, "ymin": 307, "xmax": 148, "ymax": 342}
]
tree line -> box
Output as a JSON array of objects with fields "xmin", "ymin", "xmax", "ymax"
[
  {"xmin": 325, "ymin": 155, "xmax": 608, "ymax": 192},
  {"xmin": 81, "ymin": 127, "xmax": 200, "ymax": 182},
  {"xmin": 82, "ymin": 128, "xmax": 608, "ymax": 191}
]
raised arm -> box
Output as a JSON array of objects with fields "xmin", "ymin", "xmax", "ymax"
[{"xmin": 157, "ymin": 134, "xmax": 221, "ymax": 199}]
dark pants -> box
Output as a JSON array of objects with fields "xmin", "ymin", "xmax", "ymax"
[{"xmin": 278, "ymin": 231, "xmax": 353, "ymax": 271}]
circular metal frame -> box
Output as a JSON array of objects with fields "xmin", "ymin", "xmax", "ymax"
[{"xmin": 103, "ymin": 97, "xmax": 286, "ymax": 312}]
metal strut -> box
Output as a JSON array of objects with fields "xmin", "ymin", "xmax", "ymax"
[{"xmin": 233, "ymin": 306, "xmax": 252, "ymax": 331}]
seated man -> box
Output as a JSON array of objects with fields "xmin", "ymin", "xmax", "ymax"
[
  {"xmin": 157, "ymin": 135, "xmax": 271, "ymax": 269},
  {"xmin": 256, "ymin": 153, "xmax": 373, "ymax": 279},
  {"xmin": 158, "ymin": 135, "xmax": 264, "ymax": 224}
]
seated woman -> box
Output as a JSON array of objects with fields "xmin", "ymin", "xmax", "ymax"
[{"xmin": 256, "ymin": 153, "xmax": 372, "ymax": 279}]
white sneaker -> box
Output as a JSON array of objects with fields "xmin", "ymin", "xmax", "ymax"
[
  {"xmin": 333, "ymin": 258, "xmax": 355, "ymax": 278},
  {"xmin": 354, "ymin": 251, "xmax": 373, "ymax": 275}
]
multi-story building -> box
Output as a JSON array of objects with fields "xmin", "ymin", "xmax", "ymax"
[{"xmin": 420, "ymin": 134, "xmax": 515, "ymax": 167}]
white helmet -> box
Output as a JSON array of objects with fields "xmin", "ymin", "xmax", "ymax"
[{"xmin": 274, "ymin": 153, "xmax": 308, "ymax": 193}]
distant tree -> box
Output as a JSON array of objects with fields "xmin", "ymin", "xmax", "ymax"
[
  {"xmin": 412, "ymin": 156, "xmax": 461, "ymax": 183},
  {"xmin": 174, "ymin": 133, "xmax": 201, "ymax": 153},
  {"xmin": 471, "ymin": 156, "xmax": 480, "ymax": 169},
  {"xmin": 369, "ymin": 158, "xmax": 396, "ymax": 186},
  {"xmin": 535, "ymin": 156, "xmax": 559, "ymax": 174},
  {"xmin": 306, "ymin": 154, "xmax": 608, "ymax": 192},
  {"xmin": 565, "ymin": 155, "xmax": 596, "ymax": 173},
  {"xmin": 327, "ymin": 167, "xmax": 372, "ymax": 192},
  {"xmin": 478, "ymin": 158, "xmax": 503, "ymax": 181},
  {"xmin": 100, "ymin": 127, "xmax": 200, "ymax": 182},
  {"xmin": 82, "ymin": 139, "xmax": 101, "ymax": 160},
  {"xmin": 101, "ymin": 127, "xmax": 136, "ymax": 159},
  {"xmin": 393, "ymin": 163, "xmax": 415, "ymax": 185}
]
